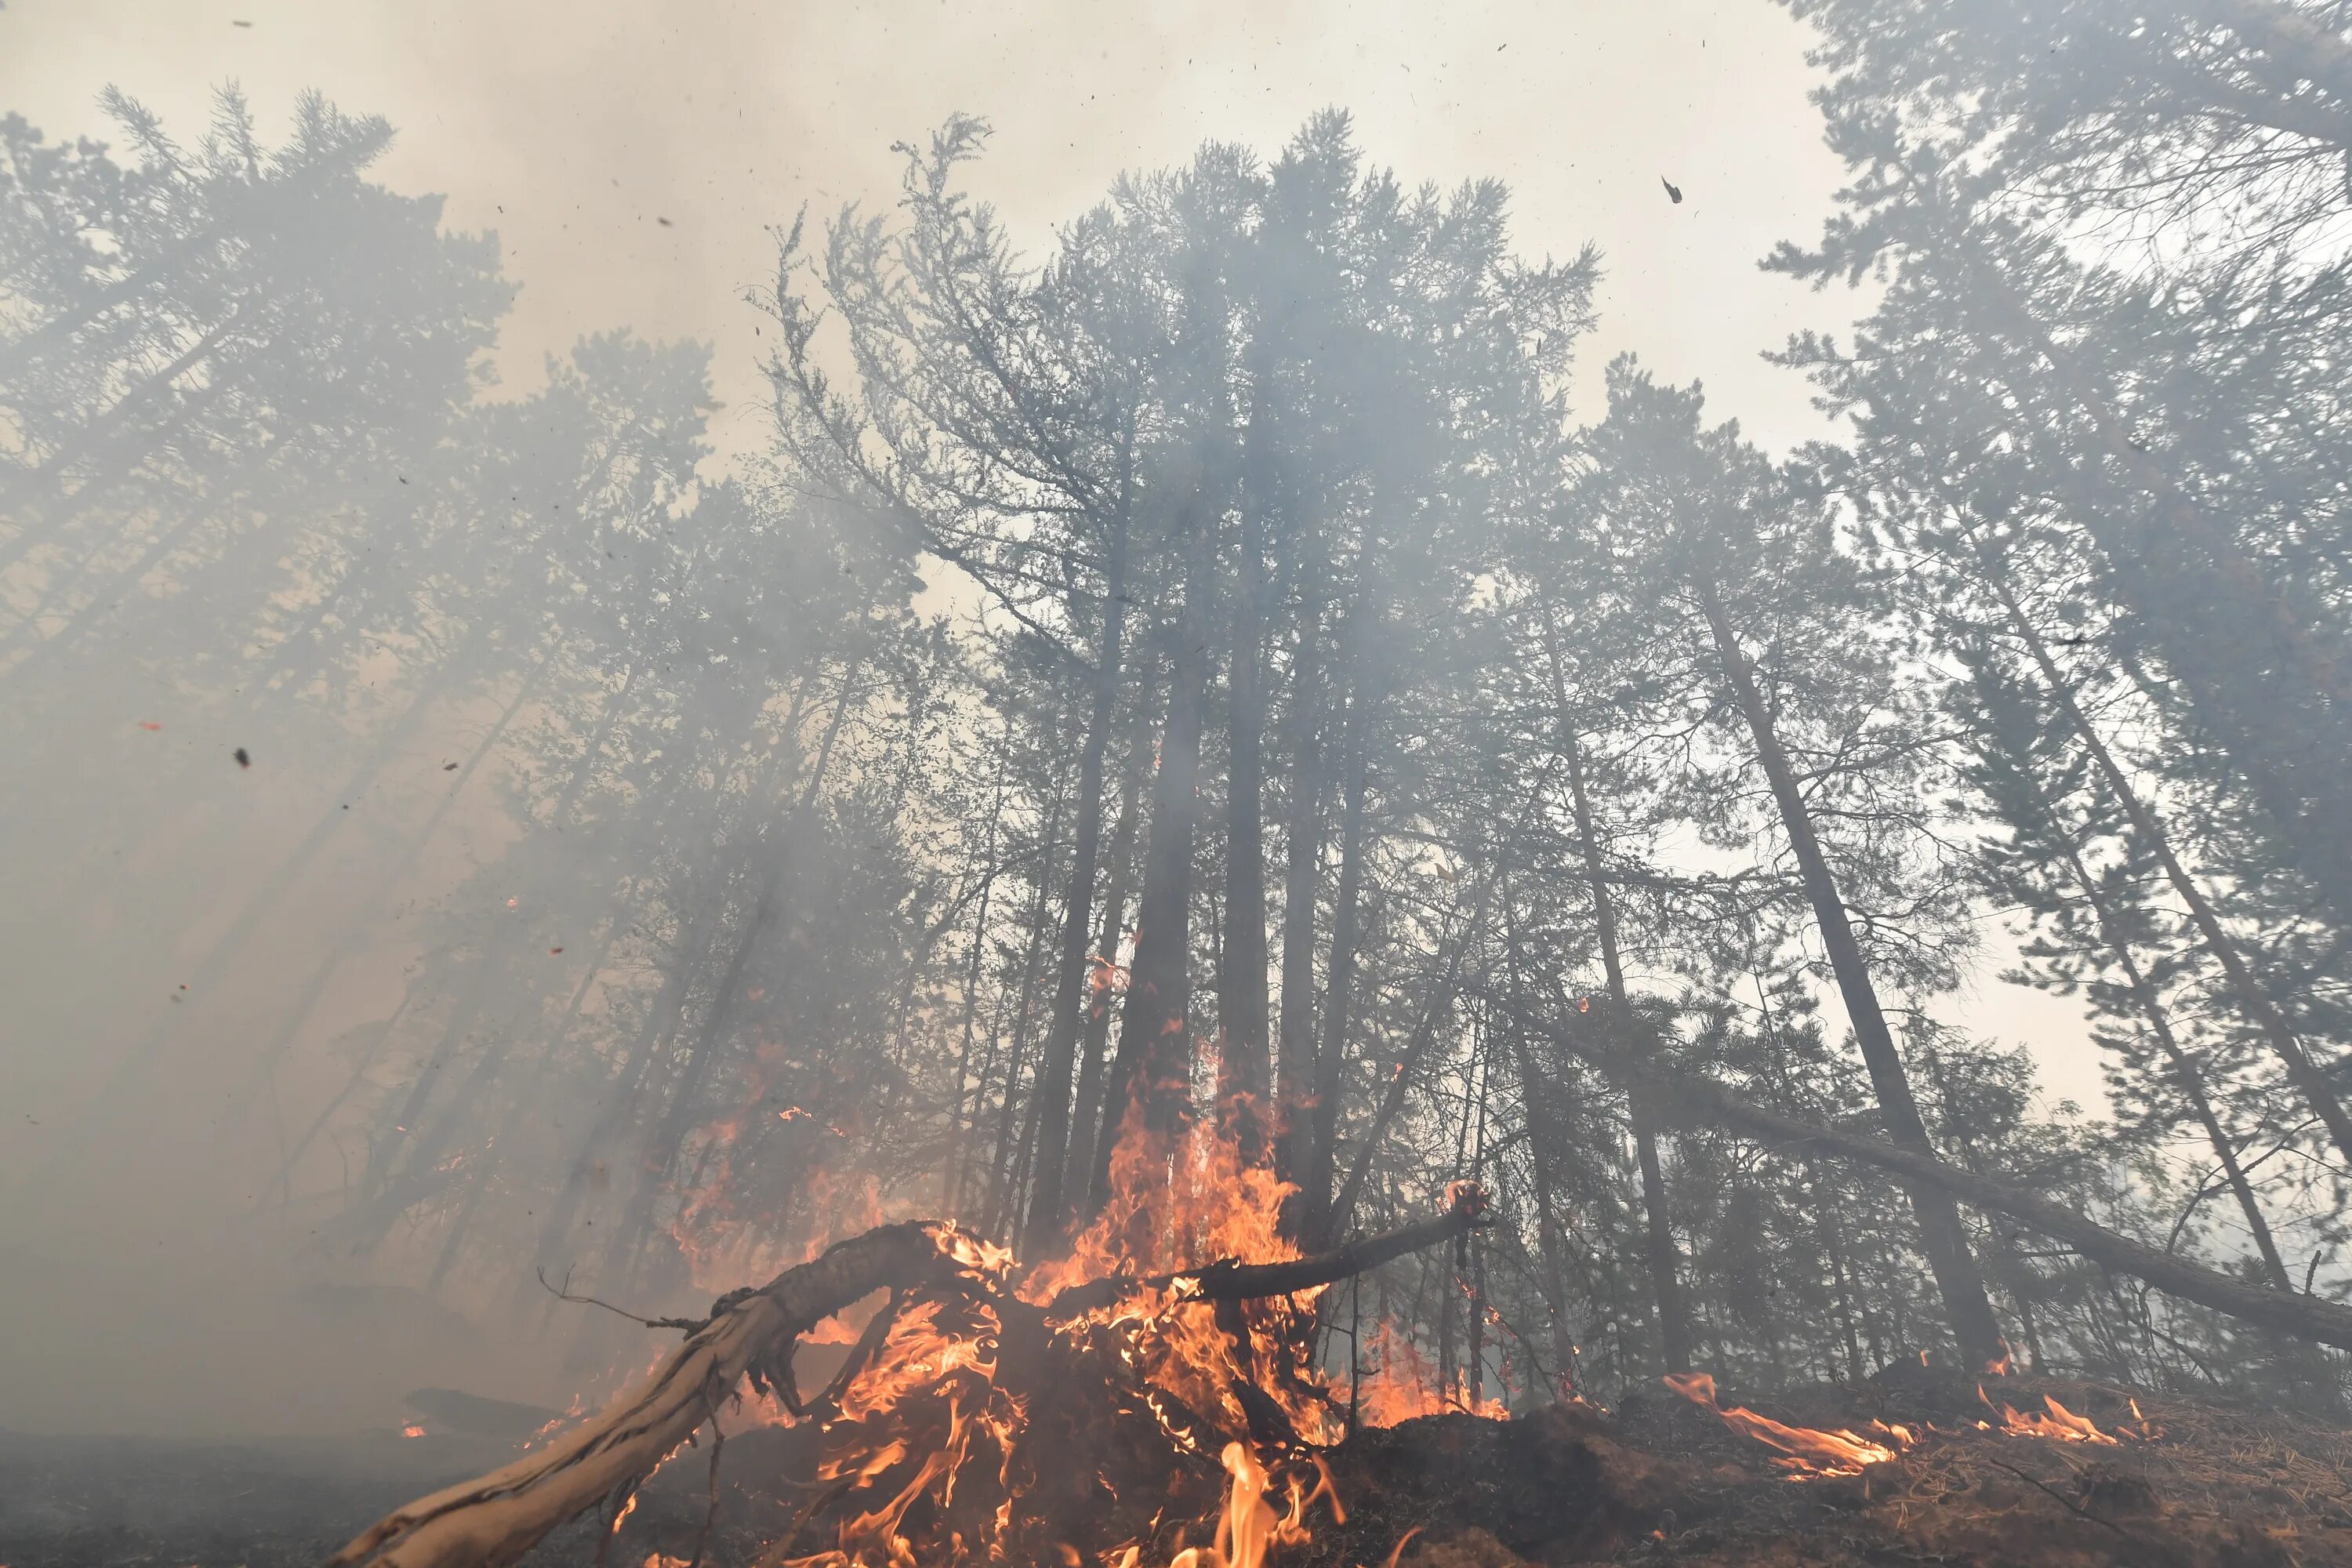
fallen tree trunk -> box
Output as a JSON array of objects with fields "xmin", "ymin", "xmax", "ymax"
[
  {"xmin": 332, "ymin": 1199, "xmax": 1485, "ymax": 1568},
  {"xmin": 329, "ymin": 1223, "xmax": 964, "ymax": 1568},
  {"xmin": 1514, "ymin": 1008, "xmax": 2352, "ymax": 1352}
]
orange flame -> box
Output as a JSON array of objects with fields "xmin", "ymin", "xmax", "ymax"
[
  {"xmin": 1976, "ymin": 1385, "xmax": 2118, "ymax": 1444},
  {"xmin": 1021, "ymin": 1095, "xmax": 1343, "ymax": 1449},
  {"xmin": 1664, "ymin": 1372, "xmax": 1905, "ymax": 1477},
  {"xmin": 1354, "ymin": 1319, "xmax": 1505, "ymax": 1426}
]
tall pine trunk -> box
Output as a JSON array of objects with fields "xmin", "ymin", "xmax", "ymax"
[
  {"xmin": 1541, "ymin": 612, "xmax": 1692, "ymax": 1372},
  {"xmin": 1972, "ymin": 540, "xmax": 2352, "ymax": 1170},
  {"xmin": 1274, "ymin": 590, "xmax": 1326, "ymax": 1225},
  {"xmin": 1021, "ymin": 475, "xmax": 1132, "ymax": 1254},
  {"xmin": 1065, "ymin": 677, "xmax": 1152, "ymax": 1227},
  {"xmin": 1301, "ymin": 675, "xmax": 1370, "ymax": 1242},
  {"xmin": 1092, "ymin": 496, "xmax": 1216, "ymax": 1207},
  {"xmin": 1217, "ymin": 408, "xmax": 1273, "ymax": 1145},
  {"xmin": 1696, "ymin": 576, "xmax": 2005, "ymax": 1367}
]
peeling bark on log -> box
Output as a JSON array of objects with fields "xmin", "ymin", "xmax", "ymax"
[{"xmin": 1517, "ymin": 1009, "xmax": 2352, "ymax": 1352}]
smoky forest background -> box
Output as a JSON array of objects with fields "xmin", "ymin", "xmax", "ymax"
[{"xmin": 7, "ymin": 0, "xmax": 2352, "ymax": 1443}]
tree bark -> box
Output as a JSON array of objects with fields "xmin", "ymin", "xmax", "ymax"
[
  {"xmin": 1541, "ymin": 612, "xmax": 1693, "ymax": 1374},
  {"xmin": 1301, "ymin": 679, "xmax": 1371, "ymax": 1242},
  {"xmin": 1064, "ymin": 679, "xmax": 1153, "ymax": 1228},
  {"xmin": 1022, "ymin": 480, "xmax": 1131, "ymax": 1254},
  {"xmin": 1094, "ymin": 492, "xmax": 1218, "ymax": 1205},
  {"xmin": 1695, "ymin": 576, "xmax": 2005, "ymax": 1367},
  {"xmin": 943, "ymin": 717, "xmax": 1017, "ymax": 1208},
  {"xmin": 983, "ymin": 779, "xmax": 1068, "ymax": 1234},
  {"xmin": 1275, "ymin": 590, "xmax": 1327, "ymax": 1215},
  {"xmin": 1218, "ymin": 394, "xmax": 1275, "ymax": 1145}
]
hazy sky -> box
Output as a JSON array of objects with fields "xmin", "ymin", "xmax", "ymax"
[
  {"xmin": 0, "ymin": 0, "xmax": 2101, "ymax": 1098},
  {"xmin": 6, "ymin": 0, "xmax": 1857, "ymax": 448}
]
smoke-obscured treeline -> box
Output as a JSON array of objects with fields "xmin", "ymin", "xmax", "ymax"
[{"xmin": 5, "ymin": 0, "xmax": 2350, "ymax": 1434}]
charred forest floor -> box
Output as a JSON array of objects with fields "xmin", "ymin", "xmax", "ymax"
[{"xmin": 6, "ymin": 1365, "xmax": 2350, "ymax": 1568}]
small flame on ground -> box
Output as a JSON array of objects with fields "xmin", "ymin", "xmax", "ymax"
[
  {"xmin": 1976, "ymin": 1385, "xmax": 2118, "ymax": 1444},
  {"xmin": 400, "ymin": 1424, "xmax": 426, "ymax": 1439},
  {"xmin": 1664, "ymin": 1372, "xmax": 1905, "ymax": 1478}
]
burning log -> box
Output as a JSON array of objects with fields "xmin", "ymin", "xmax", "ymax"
[
  {"xmin": 1516, "ymin": 1007, "xmax": 2352, "ymax": 1352},
  {"xmin": 328, "ymin": 1196, "xmax": 1486, "ymax": 1568}
]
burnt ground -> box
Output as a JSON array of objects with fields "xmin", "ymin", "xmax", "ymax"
[{"xmin": 5, "ymin": 1366, "xmax": 2349, "ymax": 1568}]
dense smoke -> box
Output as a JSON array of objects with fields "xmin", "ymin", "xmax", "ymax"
[{"xmin": 3, "ymin": 0, "xmax": 2350, "ymax": 1459}]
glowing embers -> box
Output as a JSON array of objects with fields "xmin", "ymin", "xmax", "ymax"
[
  {"xmin": 1663, "ymin": 1372, "xmax": 1909, "ymax": 1478},
  {"xmin": 1976, "ymin": 1383, "xmax": 2120, "ymax": 1444}
]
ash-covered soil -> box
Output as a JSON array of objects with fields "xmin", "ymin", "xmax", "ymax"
[{"xmin": 5, "ymin": 1366, "xmax": 2348, "ymax": 1568}]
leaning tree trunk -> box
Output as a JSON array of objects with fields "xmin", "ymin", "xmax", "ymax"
[
  {"xmin": 1971, "ymin": 532, "xmax": 2352, "ymax": 1171},
  {"xmin": 1958, "ymin": 236, "xmax": 2352, "ymax": 933},
  {"xmin": 1519, "ymin": 1007, "xmax": 2352, "ymax": 1352},
  {"xmin": 2022, "ymin": 751, "xmax": 2299, "ymax": 1291},
  {"xmin": 1696, "ymin": 576, "xmax": 2005, "ymax": 1369}
]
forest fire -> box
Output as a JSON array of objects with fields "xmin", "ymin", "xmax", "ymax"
[{"xmin": 27, "ymin": 7, "xmax": 2352, "ymax": 1566}]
